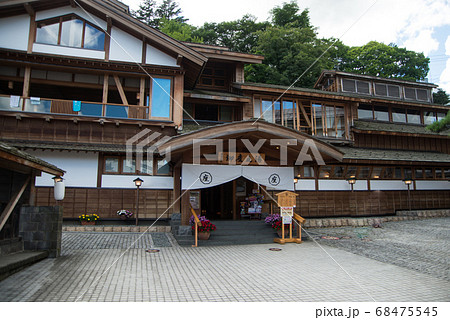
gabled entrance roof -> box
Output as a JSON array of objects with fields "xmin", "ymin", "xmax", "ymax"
[{"xmin": 157, "ymin": 120, "xmax": 344, "ymax": 163}]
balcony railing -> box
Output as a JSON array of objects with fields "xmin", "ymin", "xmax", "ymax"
[{"xmin": 0, "ymin": 95, "xmax": 163, "ymax": 121}]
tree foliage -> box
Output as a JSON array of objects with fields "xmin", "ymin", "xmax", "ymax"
[
  {"xmin": 339, "ymin": 41, "xmax": 430, "ymax": 81},
  {"xmin": 433, "ymin": 88, "xmax": 450, "ymax": 105},
  {"xmin": 159, "ymin": 18, "xmax": 202, "ymax": 43},
  {"xmin": 133, "ymin": 0, "xmax": 186, "ymax": 29}
]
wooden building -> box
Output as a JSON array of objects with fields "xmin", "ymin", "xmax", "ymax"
[{"xmin": 0, "ymin": 0, "xmax": 449, "ymax": 226}]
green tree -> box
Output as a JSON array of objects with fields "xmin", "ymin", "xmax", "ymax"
[
  {"xmin": 433, "ymin": 88, "xmax": 450, "ymax": 105},
  {"xmin": 133, "ymin": 0, "xmax": 186, "ymax": 29},
  {"xmin": 339, "ymin": 41, "xmax": 430, "ymax": 81},
  {"xmin": 159, "ymin": 18, "xmax": 202, "ymax": 43},
  {"xmin": 271, "ymin": 0, "xmax": 311, "ymax": 28},
  {"xmin": 192, "ymin": 15, "xmax": 269, "ymax": 53}
]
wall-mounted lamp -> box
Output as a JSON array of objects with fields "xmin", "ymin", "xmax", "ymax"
[
  {"xmin": 347, "ymin": 177, "xmax": 356, "ymax": 192},
  {"xmin": 52, "ymin": 176, "xmax": 65, "ymax": 201},
  {"xmin": 133, "ymin": 177, "xmax": 143, "ymax": 226},
  {"xmin": 293, "ymin": 178, "xmax": 298, "ymax": 184},
  {"xmin": 403, "ymin": 178, "xmax": 413, "ymax": 213},
  {"xmin": 403, "ymin": 178, "xmax": 413, "ymax": 185}
]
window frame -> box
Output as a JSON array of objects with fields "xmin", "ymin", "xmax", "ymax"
[
  {"xmin": 35, "ymin": 14, "xmax": 106, "ymax": 51},
  {"xmin": 102, "ymin": 155, "xmax": 171, "ymax": 176}
]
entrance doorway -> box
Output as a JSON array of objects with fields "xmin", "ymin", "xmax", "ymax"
[{"xmin": 200, "ymin": 177, "xmax": 266, "ymax": 220}]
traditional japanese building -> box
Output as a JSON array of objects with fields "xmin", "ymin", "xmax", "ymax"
[{"xmin": 0, "ymin": 0, "xmax": 449, "ymax": 228}]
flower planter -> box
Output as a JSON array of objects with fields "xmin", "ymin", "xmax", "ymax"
[
  {"xmin": 198, "ymin": 232, "xmax": 211, "ymax": 240},
  {"xmin": 81, "ymin": 221, "xmax": 96, "ymax": 226},
  {"xmin": 119, "ymin": 215, "xmax": 127, "ymax": 221}
]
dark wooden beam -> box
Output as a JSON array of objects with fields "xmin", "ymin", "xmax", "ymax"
[
  {"xmin": 23, "ymin": 2, "xmax": 35, "ymax": 16},
  {"xmin": 113, "ymin": 74, "xmax": 129, "ymax": 105},
  {"xmin": 0, "ymin": 176, "xmax": 30, "ymax": 232}
]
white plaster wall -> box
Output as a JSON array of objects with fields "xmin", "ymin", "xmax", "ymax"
[
  {"xmin": 102, "ymin": 175, "xmax": 173, "ymax": 190},
  {"xmin": 353, "ymin": 180, "xmax": 368, "ymax": 191},
  {"xmin": 33, "ymin": 43, "xmax": 105, "ymax": 59},
  {"xmin": 318, "ymin": 179, "xmax": 351, "ymax": 191},
  {"xmin": 416, "ymin": 181, "xmax": 450, "ymax": 190},
  {"xmin": 26, "ymin": 150, "xmax": 98, "ymax": 188},
  {"xmin": 110, "ymin": 26, "xmax": 142, "ymax": 63},
  {"xmin": 0, "ymin": 14, "xmax": 30, "ymax": 51},
  {"xmin": 295, "ymin": 179, "xmax": 315, "ymax": 191},
  {"xmin": 146, "ymin": 44, "xmax": 178, "ymax": 67},
  {"xmin": 371, "ymin": 180, "xmax": 408, "ymax": 191},
  {"xmin": 36, "ymin": 7, "xmax": 107, "ymax": 29}
]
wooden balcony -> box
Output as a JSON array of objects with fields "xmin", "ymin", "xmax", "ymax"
[{"xmin": 0, "ymin": 95, "xmax": 170, "ymax": 123}]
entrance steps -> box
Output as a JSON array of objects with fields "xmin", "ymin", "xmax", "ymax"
[{"xmin": 174, "ymin": 220, "xmax": 307, "ymax": 247}]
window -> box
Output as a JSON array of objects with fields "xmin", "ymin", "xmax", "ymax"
[
  {"xmin": 373, "ymin": 106, "xmax": 389, "ymax": 121},
  {"xmin": 346, "ymin": 167, "xmax": 358, "ymax": 178},
  {"xmin": 394, "ymin": 167, "xmax": 403, "ymax": 179},
  {"xmin": 262, "ymin": 100, "xmax": 273, "ymax": 123},
  {"xmin": 404, "ymin": 87, "xmax": 429, "ymax": 102},
  {"xmin": 423, "ymin": 111, "xmax": 436, "ymax": 125},
  {"xmin": 103, "ymin": 156, "xmax": 162, "ymax": 175},
  {"xmin": 303, "ymin": 166, "xmax": 315, "ymax": 178},
  {"xmin": 312, "ymin": 103, "xmax": 323, "ymax": 136},
  {"xmin": 414, "ymin": 168, "xmax": 424, "ymax": 179},
  {"xmin": 319, "ymin": 166, "xmax": 332, "ymax": 178},
  {"xmin": 274, "ymin": 101, "xmax": 281, "ymax": 125},
  {"xmin": 358, "ymin": 105, "xmax": 373, "ymax": 119},
  {"xmin": 106, "ymin": 105, "xmax": 128, "ymax": 118},
  {"xmin": 36, "ymin": 15, "xmax": 105, "ymax": 51},
  {"xmin": 342, "ymin": 79, "xmax": 370, "ymax": 94},
  {"xmin": 374, "ymin": 83, "xmax": 401, "ymax": 98},
  {"xmin": 404, "ymin": 167, "xmax": 412, "ymax": 179},
  {"xmin": 79, "ymin": 102, "xmax": 102, "ymax": 117},
  {"xmin": 437, "ymin": 112, "xmax": 446, "ymax": 122},
  {"xmin": 332, "ymin": 166, "xmax": 345, "ymax": 178},
  {"xmin": 435, "ymin": 168, "xmax": 443, "ymax": 179},
  {"xmin": 283, "ymin": 101, "xmax": 295, "ymax": 129},
  {"xmin": 220, "ymin": 106, "xmax": 233, "ymax": 122},
  {"xmin": 382, "ymin": 167, "xmax": 394, "ymax": 179},
  {"xmin": 198, "ymin": 67, "xmax": 227, "ymax": 89},
  {"xmin": 407, "ymin": 109, "xmax": 421, "ymax": 124},
  {"xmin": 371, "ymin": 167, "xmax": 382, "ymax": 179},
  {"xmin": 358, "ymin": 167, "xmax": 371, "ymax": 179},
  {"xmin": 392, "ymin": 108, "xmax": 406, "ymax": 123},
  {"xmin": 151, "ymin": 78, "xmax": 171, "ymax": 119},
  {"xmin": 445, "ymin": 168, "xmax": 450, "ymax": 179},
  {"xmin": 336, "ymin": 107, "xmax": 345, "ymax": 138},
  {"xmin": 424, "ymin": 168, "xmax": 433, "ymax": 179}
]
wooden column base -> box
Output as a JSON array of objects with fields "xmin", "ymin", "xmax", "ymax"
[{"xmin": 273, "ymin": 238, "xmax": 302, "ymax": 244}]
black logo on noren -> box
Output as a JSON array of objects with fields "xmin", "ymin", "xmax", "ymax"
[
  {"xmin": 199, "ymin": 172, "xmax": 212, "ymax": 184},
  {"xmin": 268, "ymin": 174, "xmax": 280, "ymax": 186}
]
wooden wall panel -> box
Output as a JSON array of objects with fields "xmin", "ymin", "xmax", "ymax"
[{"xmin": 35, "ymin": 187, "xmax": 174, "ymax": 219}]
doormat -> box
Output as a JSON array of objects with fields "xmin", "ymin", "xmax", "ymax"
[{"xmin": 146, "ymin": 249, "xmax": 160, "ymax": 253}]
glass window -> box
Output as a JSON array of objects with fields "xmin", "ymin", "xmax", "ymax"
[
  {"xmin": 371, "ymin": 167, "xmax": 382, "ymax": 179},
  {"xmin": 424, "ymin": 168, "xmax": 433, "ymax": 179},
  {"xmin": 356, "ymin": 81, "xmax": 370, "ymax": 94},
  {"xmin": 319, "ymin": 166, "xmax": 331, "ymax": 178},
  {"xmin": 358, "ymin": 105, "xmax": 373, "ymax": 119},
  {"xmin": 346, "ymin": 167, "xmax": 358, "ymax": 178},
  {"xmin": 382, "ymin": 167, "xmax": 394, "ymax": 179},
  {"xmin": 24, "ymin": 99, "xmax": 51, "ymax": 113},
  {"xmin": 60, "ymin": 18, "xmax": 83, "ymax": 48},
  {"xmin": 220, "ymin": 106, "xmax": 233, "ymax": 122},
  {"xmin": 157, "ymin": 159, "xmax": 170, "ymax": 175},
  {"xmin": 444, "ymin": 168, "xmax": 450, "ymax": 179},
  {"xmin": 336, "ymin": 107, "xmax": 345, "ymax": 138},
  {"xmin": 140, "ymin": 158, "xmax": 153, "ymax": 175},
  {"xmin": 342, "ymin": 79, "xmax": 356, "ymax": 92},
  {"xmin": 151, "ymin": 78, "xmax": 171, "ymax": 118},
  {"xmin": 106, "ymin": 105, "xmax": 128, "ymax": 118},
  {"xmin": 373, "ymin": 106, "xmax": 389, "ymax": 121},
  {"xmin": 423, "ymin": 111, "xmax": 436, "ymax": 125},
  {"xmin": 303, "ymin": 166, "xmax": 315, "ymax": 178},
  {"xmin": 79, "ymin": 103, "xmax": 103, "ymax": 117},
  {"xmin": 407, "ymin": 109, "xmax": 421, "ymax": 124},
  {"xmin": 312, "ymin": 103, "xmax": 323, "ymax": 136},
  {"xmin": 392, "ymin": 108, "xmax": 407, "ymax": 123},
  {"xmin": 358, "ymin": 167, "xmax": 370, "ymax": 179},
  {"xmin": 195, "ymin": 104, "xmax": 218, "ymax": 121},
  {"xmin": 253, "ymin": 99, "xmax": 261, "ymax": 118},
  {"xmin": 36, "ymin": 22, "xmax": 59, "ymax": 45},
  {"xmin": 183, "ymin": 103, "xmax": 193, "ymax": 120},
  {"xmin": 404, "ymin": 168, "xmax": 412, "ymax": 179},
  {"xmin": 104, "ymin": 157, "xmax": 119, "ymax": 173},
  {"xmin": 261, "ymin": 100, "xmax": 273, "ymax": 123},
  {"xmin": 332, "ymin": 166, "xmax": 345, "ymax": 178},
  {"xmin": 374, "ymin": 83, "xmax": 387, "ymax": 96},
  {"xmin": 123, "ymin": 159, "xmax": 136, "ymax": 174},
  {"xmin": 394, "ymin": 167, "xmax": 403, "ymax": 179},
  {"xmin": 283, "ymin": 101, "xmax": 295, "ymax": 129},
  {"xmin": 84, "ymin": 23, "xmax": 105, "ymax": 50},
  {"xmin": 325, "ymin": 106, "xmax": 336, "ymax": 137},
  {"xmin": 387, "ymin": 85, "xmax": 400, "ymax": 98},
  {"xmin": 435, "ymin": 168, "xmax": 443, "ymax": 179},
  {"xmin": 414, "ymin": 168, "xmax": 424, "ymax": 179},
  {"xmin": 274, "ymin": 101, "xmax": 281, "ymax": 125},
  {"xmin": 437, "ymin": 112, "xmax": 446, "ymax": 122}
]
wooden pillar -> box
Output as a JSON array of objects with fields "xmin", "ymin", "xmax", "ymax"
[
  {"xmin": 28, "ymin": 171, "xmax": 38, "ymax": 206},
  {"xmin": 27, "ymin": 9, "xmax": 36, "ymax": 54},
  {"xmin": 22, "ymin": 66, "xmax": 31, "ymax": 98},
  {"xmin": 139, "ymin": 77, "xmax": 145, "ymax": 107},
  {"xmin": 105, "ymin": 17, "xmax": 112, "ymax": 61},
  {"xmin": 232, "ymin": 179, "xmax": 236, "ymax": 220},
  {"xmin": 102, "ymin": 74, "xmax": 109, "ymax": 104},
  {"xmin": 173, "ymin": 165, "xmax": 181, "ymax": 213},
  {"xmin": 173, "ymin": 73, "xmax": 184, "ymax": 127}
]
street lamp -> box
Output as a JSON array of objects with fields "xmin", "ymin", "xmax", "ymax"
[
  {"xmin": 403, "ymin": 178, "xmax": 413, "ymax": 213},
  {"xmin": 133, "ymin": 177, "xmax": 143, "ymax": 226},
  {"xmin": 347, "ymin": 177, "xmax": 356, "ymax": 192}
]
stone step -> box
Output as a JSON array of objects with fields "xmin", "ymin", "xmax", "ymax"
[{"xmin": 0, "ymin": 250, "xmax": 49, "ymax": 281}]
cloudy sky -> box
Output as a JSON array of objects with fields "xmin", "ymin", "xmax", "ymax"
[{"xmin": 121, "ymin": 0, "xmax": 450, "ymax": 93}]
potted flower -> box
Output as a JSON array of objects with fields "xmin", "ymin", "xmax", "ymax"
[
  {"xmin": 265, "ymin": 213, "xmax": 281, "ymax": 225},
  {"xmin": 117, "ymin": 209, "xmax": 133, "ymax": 220},
  {"xmin": 189, "ymin": 215, "xmax": 217, "ymax": 240},
  {"xmin": 79, "ymin": 214, "xmax": 99, "ymax": 225},
  {"xmin": 271, "ymin": 220, "xmax": 291, "ymax": 237}
]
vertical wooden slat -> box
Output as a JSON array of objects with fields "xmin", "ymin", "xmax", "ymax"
[{"xmin": 22, "ymin": 67, "xmax": 31, "ymax": 98}]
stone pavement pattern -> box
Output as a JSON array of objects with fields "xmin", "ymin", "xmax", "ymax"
[
  {"xmin": 0, "ymin": 220, "xmax": 449, "ymax": 302},
  {"xmin": 306, "ymin": 217, "xmax": 450, "ymax": 281}
]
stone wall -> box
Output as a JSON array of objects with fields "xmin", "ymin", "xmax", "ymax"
[{"xmin": 19, "ymin": 206, "xmax": 63, "ymax": 258}]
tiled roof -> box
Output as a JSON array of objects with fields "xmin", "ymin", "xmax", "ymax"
[
  {"xmin": 2, "ymin": 140, "xmax": 128, "ymax": 153},
  {"xmin": 0, "ymin": 141, "xmax": 64, "ymax": 173},
  {"xmin": 353, "ymin": 120, "xmax": 450, "ymax": 137},
  {"xmin": 338, "ymin": 146, "xmax": 450, "ymax": 164}
]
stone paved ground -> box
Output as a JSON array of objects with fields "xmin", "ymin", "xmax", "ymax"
[
  {"xmin": 0, "ymin": 219, "xmax": 448, "ymax": 302},
  {"xmin": 305, "ymin": 217, "xmax": 450, "ymax": 281}
]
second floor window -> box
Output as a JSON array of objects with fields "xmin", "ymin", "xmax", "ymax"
[{"xmin": 36, "ymin": 15, "xmax": 105, "ymax": 51}]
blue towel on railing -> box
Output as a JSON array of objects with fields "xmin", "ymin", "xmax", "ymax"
[{"xmin": 73, "ymin": 100, "xmax": 81, "ymax": 112}]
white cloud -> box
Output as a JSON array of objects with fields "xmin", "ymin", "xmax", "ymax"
[
  {"xmin": 439, "ymin": 59, "xmax": 450, "ymax": 93},
  {"xmin": 402, "ymin": 29, "xmax": 439, "ymax": 56},
  {"xmin": 446, "ymin": 35, "xmax": 450, "ymax": 55}
]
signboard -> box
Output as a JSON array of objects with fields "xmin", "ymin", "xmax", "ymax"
[
  {"xmin": 219, "ymin": 152, "xmax": 265, "ymax": 165},
  {"xmin": 280, "ymin": 207, "xmax": 294, "ymax": 217},
  {"xmin": 282, "ymin": 216, "xmax": 292, "ymax": 225},
  {"xmin": 189, "ymin": 191, "xmax": 200, "ymax": 209},
  {"xmin": 276, "ymin": 191, "xmax": 298, "ymax": 208}
]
